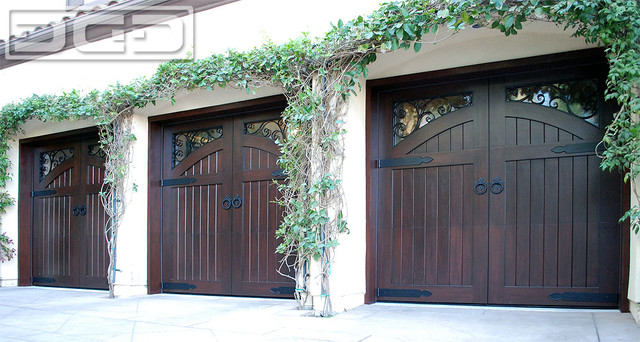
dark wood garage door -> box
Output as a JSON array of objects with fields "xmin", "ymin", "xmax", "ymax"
[
  {"xmin": 31, "ymin": 136, "xmax": 108, "ymax": 289},
  {"xmin": 373, "ymin": 63, "xmax": 621, "ymax": 307},
  {"xmin": 159, "ymin": 108, "xmax": 292, "ymax": 296}
]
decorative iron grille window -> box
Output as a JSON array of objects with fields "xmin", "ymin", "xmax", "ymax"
[
  {"xmin": 392, "ymin": 93, "xmax": 472, "ymax": 145},
  {"xmin": 172, "ymin": 126, "xmax": 223, "ymax": 167},
  {"xmin": 40, "ymin": 148, "xmax": 74, "ymax": 180},
  {"xmin": 506, "ymin": 80, "xmax": 599, "ymax": 127},
  {"xmin": 88, "ymin": 143, "xmax": 106, "ymax": 159},
  {"xmin": 244, "ymin": 118, "xmax": 285, "ymax": 143}
]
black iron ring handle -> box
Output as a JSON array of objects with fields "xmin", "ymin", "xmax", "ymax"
[
  {"xmin": 79, "ymin": 205, "xmax": 87, "ymax": 216},
  {"xmin": 490, "ymin": 178, "xmax": 504, "ymax": 194},
  {"xmin": 474, "ymin": 178, "xmax": 488, "ymax": 195},
  {"xmin": 222, "ymin": 195, "xmax": 232, "ymax": 210},
  {"xmin": 232, "ymin": 195, "xmax": 242, "ymax": 209},
  {"xmin": 72, "ymin": 206, "xmax": 80, "ymax": 216}
]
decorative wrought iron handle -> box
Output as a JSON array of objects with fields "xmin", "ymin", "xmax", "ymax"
[
  {"xmin": 222, "ymin": 195, "xmax": 232, "ymax": 210},
  {"xmin": 474, "ymin": 178, "xmax": 488, "ymax": 195},
  {"xmin": 232, "ymin": 195, "xmax": 242, "ymax": 209},
  {"xmin": 490, "ymin": 178, "xmax": 504, "ymax": 194},
  {"xmin": 72, "ymin": 205, "xmax": 87, "ymax": 216}
]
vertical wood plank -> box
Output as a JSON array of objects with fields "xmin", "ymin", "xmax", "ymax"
[
  {"xmin": 516, "ymin": 160, "xmax": 531, "ymax": 286},
  {"xmin": 412, "ymin": 167, "xmax": 426, "ymax": 285},
  {"xmin": 437, "ymin": 166, "xmax": 450, "ymax": 285},
  {"xmin": 462, "ymin": 164, "xmax": 474, "ymax": 286},
  {"xmin": 426, "ymin": 137, "xmax": 438, "ymax": 154},
  {"xmin": 462, "ymin": 122, "xmax": 474, "ymax": 150},
  {"xmin": 425, "ymin": 167, "xmax": 438, "ymax": 285},
  {"xmin": 558, "ymin": 130, "xmax": 573, "ymax": 142},
  {"xmin": 504, "ymin": 161, "xmax": 517, "ymax": 287},
  {"xmin": 177, "ymin": 187, "xmax": 184, "ymax": 280},
  {"xmin": 449, "ymin": 165, "xmax": 463, "ymax": 285},
  {"xmin": 530, "ymin": 121, "xmax": 544, "ymax": 145},
  {"xmin": 450, "ymin": 125, "xmax": 463, "ymax": 151},
  {"xmin": 438, "ymin": 130, "xmax": 451, "ymax": 152},
  {"xmin": 557, "ymin": 157, "xmax": 573, "ymax": 287},
  {"xmin": 516, "ymin": 118, "xmax": 531, "ymax": 146},
  {"xmin": 543, "ymin": 158, "xmax": 559, "ymax": 287},
  {"xmin": 401, "ymin": 169, "xmax": 414, "ymax": 285},
  {"xmin": 505, "ymin": 118, "xmax": 516, "ymax": 146},
  {"xmin": 544, "ymin": 125, "xmax": 559, "ymax": 144},
  {"xmin": 411, "ymin": 142, "xmax": 426, "ymax": 155},
  {"xmin": 572, "ymin": 156, "xmax": 588, "ymax": 287},
  {"xmin": 586, "ymin": 155, "xmax": 600, "ymax": 287},
  {"xmin": 391, "ymin": 170, "xmax": 403, "ymax": 284},
  {"xmin": 250, "ymin": 180, "xmax": 259, "ymax": 282},
  {"xmin": 529, "ymin": 159, "xmax": 544, "ymax": 286},
  {"xmin": 259, "ymin": 180, "xmax": 269, "ymax": 282}
]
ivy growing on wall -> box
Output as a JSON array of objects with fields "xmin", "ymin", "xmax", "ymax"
[
  {"xmin": 0, "ymin": 0, "xmax": 638, "ymax": 313},
  {"xmin": 0, "ymin": 232, "xmax": 15, "ymax": 263}
]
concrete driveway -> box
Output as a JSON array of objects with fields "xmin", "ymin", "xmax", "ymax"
[{"xmin": 0, "ymin": 287, "xmax": 638, "ymax": 341}]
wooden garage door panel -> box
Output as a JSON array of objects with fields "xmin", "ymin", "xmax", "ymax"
[
  {"xmin": 83, "ymin": 193, "xmax": 108, "ymax": 280},
  {"xmin": 161, "ymin": 110, "xmax": 292, "ymax": 297},
  {"xmin": 487, "ymin": 73, "xmax": 620, "ymax": 306},
  {"xmin": 376, "ymin": 65, "xmax": 621, "ymax": 307},
  {"xmin": 377, "ymin": 81, "xmax": 489, "ymax": 303},
  {"xmin": 232, "ymin": 117, "xmax": 292, "ymax": 297},
  {"xmin": 500, "ymin": 155, "xmax": 601, "ymax": 287},
  {"xmin": 237, "ymin": 180, "xmax": 284, "ymax": 283},
  {"xmin": 32, "ymin": 137, "xmax": 109, "ymax": 289},
  {"xmin": 162, "ymin": 183, "xmax": 232, "ymax": 294},
  {"xmin": 33, "ymin": 195, "xmax": 74, "ymax": 284},
  {"xmin": 388, "ymin": 164, "xmax": 475, "ymax": 287}
]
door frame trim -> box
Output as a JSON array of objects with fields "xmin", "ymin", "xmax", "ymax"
[
  {"xmin": 147, "ymin": 95, "xmax": 287, "ymax": 294},
  {"xmin": 18, "ymin": 127, "xmax": 99, "ymax": 286},
  {"xmin": 365, "ymin": 48, "xmax": 630, "ymax": 311}
]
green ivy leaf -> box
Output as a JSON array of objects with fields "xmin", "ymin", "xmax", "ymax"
[
  {"xmin": 504, "ymin": 15, "xmax": 515, "ymax": 29},
  {"xmin": 436, "ymin": 9, "xmax": 450, "ymax": 18},
  {"xmin": 534, "ymin": 7, "xmax": 545, "ymax": 17}
]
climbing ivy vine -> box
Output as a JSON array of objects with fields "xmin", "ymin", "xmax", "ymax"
[{"xmin": 0, "ymin": 0, "xmax": 638, "ymax": 313}]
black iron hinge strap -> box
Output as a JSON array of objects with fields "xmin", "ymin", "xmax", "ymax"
[
  {"xmin": 549, "ymin": 292, "xmax": 617, "ymax": 303},
  {"xmin": 551, "ymin": 142, "xmax": 604, "ymax": 154},
  {"xmin": 161, "ymin": 178, "xmax": 197, "ymax": 187},
  {"xmin": 377, "ymin": 288, "xmax": 432, "ymax": 298},
  {"xmin": 33, "ymin": 277, "xmax": 56, "ymax": 284},
  {"xmin": 162, "ymin": 282, "xmax": 196, "ymax": 290},
  {"xmin": 270, "ymin": 286, "xmax": 295, "ymax": 295},
  {"xmin": 32, "ymin": 190, "xmax": 57, "ymax": 197},
  {"xmin": 377, "ymin": 156, "xmax": 433, "ymax": 168},
  {"xmin": 272, "ymin": 170, "xmax": 286, "ymax": 178}
]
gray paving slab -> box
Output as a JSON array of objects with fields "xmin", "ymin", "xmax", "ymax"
[
  {"xmin": 131, "ymin": 322, "xmax": 215, "ymax": 342},
  {"xmin": 0, "ymin": 287, "xmax": 638, "ymax": 341},
  {"xmin": 0, "ymin": 307, "xmax": 74, "ymax": 333}
]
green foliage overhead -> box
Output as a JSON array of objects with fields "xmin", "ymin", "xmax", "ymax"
[{"xmin": 0, "ymin": 1, "xmax": 638, "ymax": 306}]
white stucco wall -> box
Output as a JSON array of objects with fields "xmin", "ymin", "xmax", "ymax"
[
  {"xmin": 2, "ymin": 0, "xmax": 635, "ymax": 316},
  {"xmin": 630, "ymin": 182, "xmax": 640, "ymax": 322}
]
